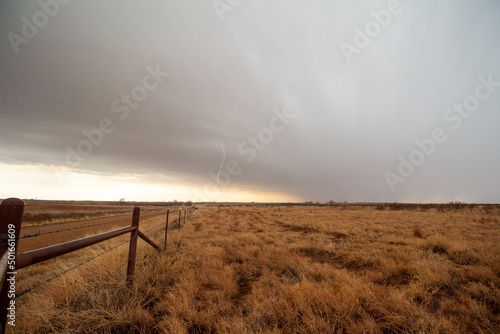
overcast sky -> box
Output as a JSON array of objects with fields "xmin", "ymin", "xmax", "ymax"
[{"xmin": 1, "ymin": 0, "xmax": 499, "ymax": 203}]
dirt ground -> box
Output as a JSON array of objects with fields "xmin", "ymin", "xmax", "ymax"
[{"xmin": 18, "ymin": 210, "xmax": 168, "ymax": 253}]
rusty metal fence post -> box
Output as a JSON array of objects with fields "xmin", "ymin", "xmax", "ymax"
[
  {"xmin": 164, "ymin": 209, "xmax": 169, "ymax": 251},
  {"xmin": 0, "ymin": 200, "xmax": 163, "ymax": 330},
  {"xmin": 0, "ymin": 198, "xmax": 25, "ymax": 333},
  {"xmin": 178, "ymin": 209, "xmax": 181, "ymax": 232},
  {"xmin": 126, "ymin": 207, "xmax": 140, "ymax": 286}
]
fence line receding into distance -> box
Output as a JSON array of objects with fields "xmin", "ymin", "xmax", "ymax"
[{"xmin": 0, "ymin": 198, "xmax": 195, "ymax": 333}]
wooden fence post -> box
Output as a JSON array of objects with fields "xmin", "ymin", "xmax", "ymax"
[
  {"xmin": 0, "ymin": 198, "xmax": 24, "ymax": 333},
  {"xmin": 164, "ymin": 209, "xmax": 169, "ymax": 251},
  {"xmin": 178, "ymin": 209, "xmax": 181, "ymax": 232},
  {"xmin": 183, "ymin": 209, "xmax": 186, "ymax": 225},
  {"xmin": 126, "ymin": 207, "xmax": 140, "ymax": 286}
]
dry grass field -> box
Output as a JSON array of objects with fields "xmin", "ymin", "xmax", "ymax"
[{"xmin": 11, "ymin": 204, "xmax": 500, "ymax": 333}]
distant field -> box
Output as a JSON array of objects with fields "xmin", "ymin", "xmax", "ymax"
[{"xmin": 13, "ymin": 204, "xmax": 500, "ymax": 333}]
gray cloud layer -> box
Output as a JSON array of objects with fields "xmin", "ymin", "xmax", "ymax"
[{"xmin": 1, "ymin": 0, "xmax": 499, "ymax": 202}]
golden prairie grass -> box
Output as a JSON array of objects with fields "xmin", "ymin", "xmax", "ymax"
[{"xmin": 11, "ymin": 204, "xmax": 500, "ymax": 333}]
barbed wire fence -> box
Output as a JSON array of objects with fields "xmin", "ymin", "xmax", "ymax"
[
  {"xmin": 0, "ymin": 199, "xmax": 196, "ymax": 333},
  {"xmin": 0, "ymin": 212, "xmax": 165, "ymax": 245},
  {"xmin": 74, "ymin": 218, "xmax": 171, "ymax": 333}
]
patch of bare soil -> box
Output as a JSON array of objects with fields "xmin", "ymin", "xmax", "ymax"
[{"xmin": 18, "ymin": 211, "xmax": 167, "ymax": 252}]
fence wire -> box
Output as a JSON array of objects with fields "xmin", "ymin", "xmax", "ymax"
[
  {"xmin": 14, "ymin": 234, "xmax": 132, "ymax": 299},
  {"xmin": 30, "ymin": 211, "xmax": 180, "ymax": 333},
  {"xmin": 16, "ymin": 212, "xmax": 172, "ymax": 298},
  {"xmin": 33, "ymin": 255, "xmax": 130, "ymax": 334},
  {"xmin": 0, "ymin": 216, "xmax": 141, "ymax": 247},
  {"xmin": 17, "ymin": 215, "xmax": 141, "ymax": 240},
  {"xmin": 66, "ymin": 213, "xmax": 192, "ymax": 333},
  {"xmin": 74, "ymin": 232, "xmax": 165, "ymax": 333},
  {"xmin": 8, "ymin": 208, "xmax": 195, "ymax": 332}
]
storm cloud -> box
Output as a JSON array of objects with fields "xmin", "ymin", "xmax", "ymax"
[{"xmin": 1, "ymin": 0, "xmax": 499, "ymax": 202}]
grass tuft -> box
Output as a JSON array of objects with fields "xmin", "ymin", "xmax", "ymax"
[{"xmin": 413, "ymin": 224, "xmax": 423, "ymax": 238}]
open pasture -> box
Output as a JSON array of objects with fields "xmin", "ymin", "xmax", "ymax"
[{"xmin": 12, "ymin": 204, "xmax": 500, "ymax": 333}]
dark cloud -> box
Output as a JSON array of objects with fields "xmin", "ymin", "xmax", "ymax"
[{"xmin": 1, "ymin": 0, "xmax": 499, "ymax": 202}]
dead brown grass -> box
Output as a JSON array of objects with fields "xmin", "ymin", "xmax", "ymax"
[
  {"xmin": 11, "ymin": 204, "xmax": 500, "ymax": 333},
  {"xmin": 413, "ymin": 224, "xmax": 423, "ymax": 238}
]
